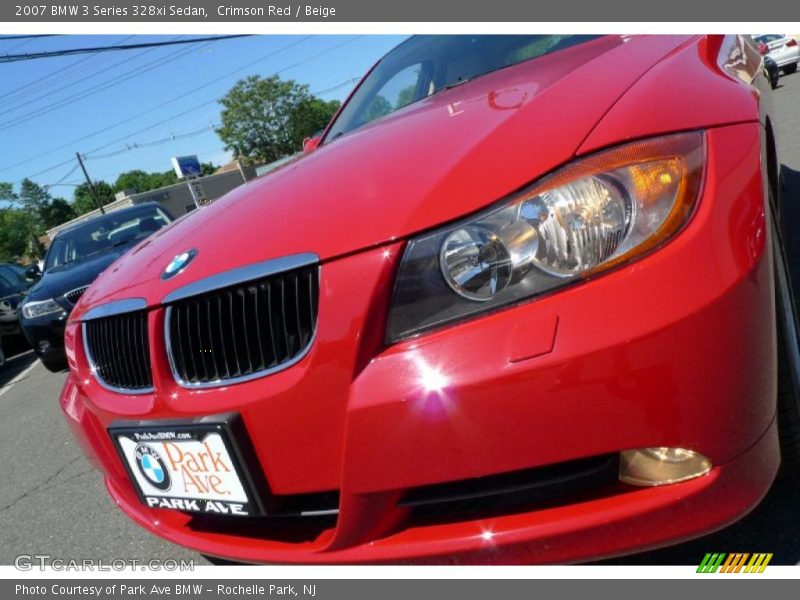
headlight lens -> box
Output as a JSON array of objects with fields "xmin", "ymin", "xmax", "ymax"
[
  {"xmin": 22, "ymin": 299, "xmax": 65, "ymax": 319},
  {"xmin": 387, "ymin": 132, "xmax": 704, "ymax": 342}
]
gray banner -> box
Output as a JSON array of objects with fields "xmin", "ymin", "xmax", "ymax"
[
  {"xmin": 1, "ymin": 0, "xmax": 799, "ymax": 22},
  {"xmin": 3, "ymin": 580, "xmax": 799, "ymax": 600}
]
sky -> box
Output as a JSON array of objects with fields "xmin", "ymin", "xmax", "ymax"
[{"xmin": 0, "ymin": 34, "xmax": 406, "ymax": 204}]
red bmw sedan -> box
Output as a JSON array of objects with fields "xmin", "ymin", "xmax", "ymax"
[{"xmin": 60, "ymin": 34, "xmax": 797, "ymax": 564}]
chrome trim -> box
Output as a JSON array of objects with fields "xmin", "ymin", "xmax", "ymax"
[
  {"xmin": 299, "ymin": 508, "xmax": 339, "ymax": 517},
  {"xmin": 82, "ymin": 298, "xmax": 147, "ymax": 321},
  {"xmin": 161, "ymin": 253, "xmax": 319, "ymax": 305},
  {"xmin": 63, "ymin": 285, "xmax": 89, "ymax": 305},
  {"xmin": 82, "ymin": 322, "xmax": 154, "ymax": 396},
  {"xmin": 164, "ymin": 261, "xmax": 319, "ymax": 390},
  {"xmin": 164, "ymin": 305, "xmax": 317, "ymax": 390}
]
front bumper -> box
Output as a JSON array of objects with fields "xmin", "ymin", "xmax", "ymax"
[
  {"xmin": 0, "ymin": 315, "xmax": 21, "ymax": 336},
  {"xmin": 20, "ymin": 313, "xmax": 67, "ymax": 361},
  {"xmin": 60, "ymin": 123, "xmax": 779, "ymax": 564}
]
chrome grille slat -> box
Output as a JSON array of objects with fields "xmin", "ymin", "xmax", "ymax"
[
  {"xmin": 84, "ymin": 310, "xmax": 152, "ymax": 393},
  {"xmin": 64, "ymin": 285, "xmax": 89, "ymax": 306},
  {"xmin": 166, "ymin": 264, "xmax": 318, "ymax": 388}
]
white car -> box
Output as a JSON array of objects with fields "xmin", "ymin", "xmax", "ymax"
[{"xmin": 753, "ymin": 34, "xmax": 799, "ymax": 75}]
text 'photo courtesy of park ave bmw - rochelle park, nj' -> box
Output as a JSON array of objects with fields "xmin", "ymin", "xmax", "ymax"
[{"xmin": 1, "ymin": 12, "xmax": 800, "ymax": 588}]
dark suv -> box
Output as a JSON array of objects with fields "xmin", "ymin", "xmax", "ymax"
[{"xmin": 20, "ymin": 202, "xmax": 172, "ymax": 371}]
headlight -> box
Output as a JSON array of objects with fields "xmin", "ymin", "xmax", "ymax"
[
  {"xmin": 22, "ymin": 299, "xmax": 65, "ymax": 319},
  {"xmin": 387, "ymin": 132, "xmax": 705, "ymax": 342}
]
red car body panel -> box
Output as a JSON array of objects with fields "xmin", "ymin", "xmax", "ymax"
[
  {"xmin": 60, "ymin": 34, "xmax": 780, "ymax": 564},
  {"xmin": 73, "ymin": 35, "xmax": 694, "ymax": 314}
]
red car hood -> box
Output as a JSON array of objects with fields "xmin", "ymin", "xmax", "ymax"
[{"xmin": 75, "ymin": 34, "xmax": 694, "ymax": 316}]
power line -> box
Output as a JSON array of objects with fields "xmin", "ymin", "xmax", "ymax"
[
  {"xmin": 7, "ymin": 36, "xmax": 362, "ymax": 187},
  {"xmin": 0, "ymin": 37, "xmax": 175, "ymax": 113},
  {"xmin": 75, "ymin": 37, "xmax": 360, "ymax": 160},
  {"xmin": 0, "ymin": 35, "xmax": 249, "ymax": 63},
  {"xmin": 0, "ymin": 36, "xmax": 135, "ymax": 105},
  {"xmin": 0, "ymin": 35, "xmax": 59, "ymax": 42},
  {"xmin": 1, "ymin": 36, "xmax": 334, "ymax": 179},
  {"xmin": 0, "ymin": 41, "xmax": 209, "ymax": 128},
  {"xmin": 312, "ymin": 77, "xmax": 360, "ymax": 96},
  {"xmin": 86, "ymin": 124, "xmax": 217, "ymax": 160}
]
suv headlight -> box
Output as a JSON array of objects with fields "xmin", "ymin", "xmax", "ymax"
[
  {"xmin": 386, "ymin": 132, "xmax": 705, "ymax": 342},
  {"xmin": 22, "ymin": 299, "xmax": 65, "ymax": 319}
]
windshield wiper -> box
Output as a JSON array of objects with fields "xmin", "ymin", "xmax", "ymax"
[{"xmin": 430, "ymin": 77, "xmax": 473, "ymax": 96}]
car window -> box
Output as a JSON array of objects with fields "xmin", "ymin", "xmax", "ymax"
[
  {"xmin": 45, "ymin": 206, "xmax": 172, "ymax": 271},
  {"xmin": 755, "ymin": 34, "xmax": 784, "ymax": 43},
  {"xmin": 325, "ymin": 35, "xmax": 599, "ymax": 140},
  {"xmin": 362, "ymin": 63, "xmax": 429, "ymax": 125}
]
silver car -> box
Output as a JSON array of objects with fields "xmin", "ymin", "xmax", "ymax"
[{"xmin": 753, "ymin": 34, "xmax": 799, "ymax": 75}]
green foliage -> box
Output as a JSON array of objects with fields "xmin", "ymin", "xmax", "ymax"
[
  {"xmin": 40, "ymin": 197, "xmax": 76, "ymax": 229},
  {"xmin": 114, "ymin": 169, "xmax": 175, "ymax": 194},
  {"xmin": 18, "ymin": 179, "xmax": 51, "ymax": 230},
  {"xmin": 216, "ymin": 75, "xmax": 340, "ymax": 164},
  {"xmin": 72, "ymin": 180, "xmax": 116, "ymax": 216},
  {"xmin": 0, "ymin": 182, "xmax": 15, "ymax": 204},
  {"xmin": 0, "ymin": 208, "xmax": 32, "ymax": 262},
  {"xmin": 112, "ymin": 163, "xmax": 216, "ymax": 195},
  {"xmin": 0, "ymin": 180, "xmax": 77, "ymax": 260}
]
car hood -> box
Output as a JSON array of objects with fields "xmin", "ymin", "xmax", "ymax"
[
  {"xmin": 28, "ymin": 249, "xmax": 129, "ymax": 303},
  {"xmin": 75, "ymin": 35, "xmax": 694, "ymax": 317}
]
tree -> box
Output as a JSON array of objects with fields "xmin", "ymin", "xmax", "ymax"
[
  {"xmin": 1, "ymin": 180, "xmax": 76, "ymax": 259},
  {"xmin": 73, "ymin": 180, "xmax": 116, "ymax": 216},
  {"xmin": 40, "ymin": 197, "xmax": 76, "ymax": 229},
  {"xmin": 0, "ymin": 208, "xmax": 30, "ymax": 262},
  {"xmin": 289, "ymin": 97, "xmax": 341, "ymax": 143},
  {"xmin": 18, "ymin": 179, "xmax": 51, "ymax": 230},
  {"xmin": 0, "ymin": 182, "xmax": 15, "ymax": 205},
  {"xmin": 113, "ymin": 164, "xmax": 217, "ymax": 196},
  {"xmin": 216, "ymin": 75, "xmax": 341, "ymax": 164},
  {"xmin": 114, "ymin": 169, "xmax": 162, "ymax": 194}
]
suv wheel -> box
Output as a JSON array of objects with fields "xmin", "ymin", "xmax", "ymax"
[{"xmin": 39, "ymin": 354, "xmax": 67, "ymax": 373}]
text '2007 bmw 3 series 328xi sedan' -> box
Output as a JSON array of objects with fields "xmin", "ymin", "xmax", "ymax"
[{"xmin": 59, "ymin": 34, "xmax": 797, "ymax": 564}]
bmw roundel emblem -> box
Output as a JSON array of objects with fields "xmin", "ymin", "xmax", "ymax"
[
  {"xmin": 134, "ymin": 444, "xmax": 171, "ymax": 491},
  {"xmin": 161, "ymin": 249, "xmax": 197, "ymax": 280}
]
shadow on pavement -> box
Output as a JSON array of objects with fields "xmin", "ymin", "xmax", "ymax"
[{"xmin": 0, "ymin": 338, "xmax": 37, "ymax": 389}]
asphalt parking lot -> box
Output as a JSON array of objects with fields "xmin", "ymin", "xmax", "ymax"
[{"xmin": 1, "ymin": 69, "xmax": 799, "ymax": 568}]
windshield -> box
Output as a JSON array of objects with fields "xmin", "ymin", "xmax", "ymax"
[
  {"xmin": 754, "ymin": 34, "xmax": 784, "ymax": 43},
  {"xmin": 45, "ymin": 205, "xmax": 171, "ymax": 272},
  {"xmin": 325, "ymin": 35, "xmax": 598, "ymax": 141}
]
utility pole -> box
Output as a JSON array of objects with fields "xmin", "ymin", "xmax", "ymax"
[{"xmin": 75, "ymin": 152, "xmax": 105, "ymax": 214}]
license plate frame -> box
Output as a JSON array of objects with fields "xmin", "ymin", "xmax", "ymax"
[{"xmin": 109, "ymin": 413, "xmax": 267, "ymax": 517}]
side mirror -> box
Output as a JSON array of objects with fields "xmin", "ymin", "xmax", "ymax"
[
  {"xmin": 25, "ymin": 265, "xmax": 41, "ymax": 280},
  {"xmin": 303, "ymin": 134, "xmax": 322, "ymax": 153}
]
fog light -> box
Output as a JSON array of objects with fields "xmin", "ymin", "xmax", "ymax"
[{"xmin": 619, "ymin": 447, "xmax": 711, "ymax": 486}]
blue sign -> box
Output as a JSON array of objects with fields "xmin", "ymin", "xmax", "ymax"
[{"xmin": 171, "ymin": 155, "xmax": 203, "ymax": 179}]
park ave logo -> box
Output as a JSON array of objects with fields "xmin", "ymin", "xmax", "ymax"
[
  {"xmin": 134, "ymin": 444, "xmax": 171, "ymax": 491},
  {"xmin": 123, "ymin": 434, "xmax": 251, "ymax": 516}
]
